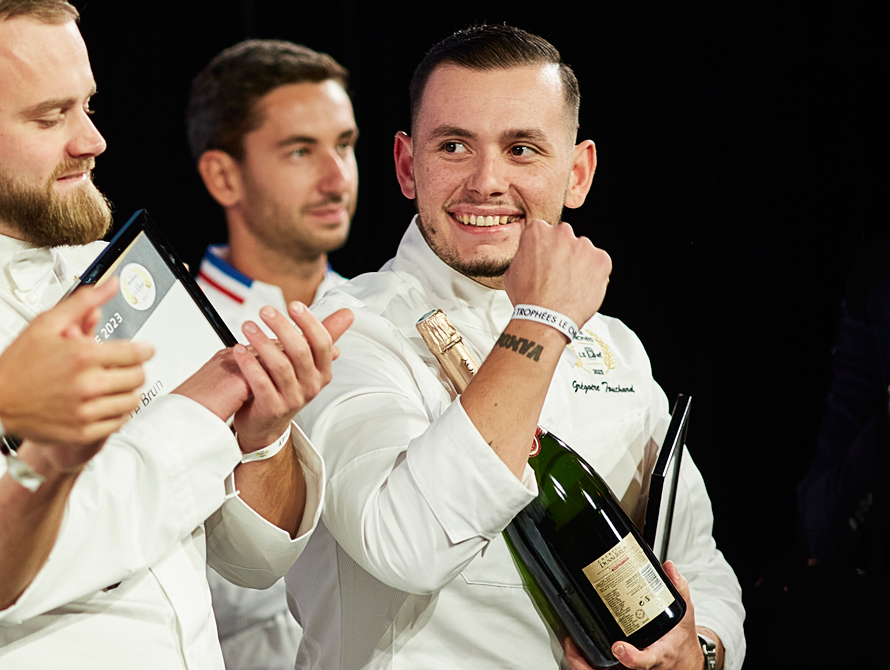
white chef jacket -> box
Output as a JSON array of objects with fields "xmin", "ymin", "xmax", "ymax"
[
  {"xmin": 287, "ymin": 219, "xmax": 746, "ymax": 670},
  {"xmin": 0, "ymin": 233, "xmax": 324, "ymax": 669},
  {"xmin": 196, "ymin": 242, "xmax": 347, "ymax": 670}
]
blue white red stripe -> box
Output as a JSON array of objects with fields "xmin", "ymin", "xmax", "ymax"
[{"xmin": 196, "ymin": 245, "xmax": 252, "ymax": 305}]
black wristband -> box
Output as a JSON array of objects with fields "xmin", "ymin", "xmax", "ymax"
[{"xmin": 698, "ymin": 633, "xmax": 717, "ymax": 670}]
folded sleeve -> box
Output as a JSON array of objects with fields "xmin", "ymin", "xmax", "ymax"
[
  {"xmin": 0, "ymin": 394, "xmax": 238, "ymax": 624},
  {"xmin": 301, "ymin": 318, "xmax": 535, "ymax": 595},
  {"xmin": 205, "ymin": 421, "xmax": 325, "ymax": 589}
]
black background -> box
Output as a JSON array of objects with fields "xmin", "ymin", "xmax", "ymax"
[{"xmin": 73, "ymin": 1, "xmax": 881, "ymax": 667}]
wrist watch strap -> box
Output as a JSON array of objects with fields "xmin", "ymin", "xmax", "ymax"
[
  {"xmin": 698, "ymin": 633, "xmax": 717, "ymax": 670},
  {"xmin": 0, "ymin": 416, "xmax": 22, "ymax": 451},
  {"xmin": 2, "ymin": 435, "xmax": 44, "ymax": 492}
]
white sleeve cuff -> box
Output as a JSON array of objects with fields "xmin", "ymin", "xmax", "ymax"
[{"xmin": 206, "ymin": 421, "xmax": 325, "ymax": 588}]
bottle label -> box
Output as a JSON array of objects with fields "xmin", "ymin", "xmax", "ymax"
[{"xmin": 581, "ymin": 533, "xmax": 675, "ymax": 636}]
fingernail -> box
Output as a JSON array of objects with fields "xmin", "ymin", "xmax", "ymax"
[
  {"xmin": 243, "ymin": 322, "xmax": 258, "ymax": 334},
  {"xmin": 136, "ymin": 342, "xmax": 154, "ymax": 357},
  {"xmin": 261, "ymin": 306, "xmax": 277, "ymax": 319},
  {"xmin": 614, "ymin": 644, "xmax": 625, "ymax": 656},
  {"xmin": 290, "ymin": 301, "xmax": 305, "ymax": 314}
]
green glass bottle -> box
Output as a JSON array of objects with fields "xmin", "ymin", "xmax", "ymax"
[{"xmin": 417, "ymin": 309, "xmax": 687, "ymax": 668}]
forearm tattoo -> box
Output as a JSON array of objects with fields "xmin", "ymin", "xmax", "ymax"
[{"xmin": 495, "ymin": 332, "xmax": 544, "ymax": 362}]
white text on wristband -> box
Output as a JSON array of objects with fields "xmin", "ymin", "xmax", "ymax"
[
  {"xmin": 511, "ymin": 305, "xmax": 579, "ymax": 342},
  {"xmin": 239, "ymin": 425, "xmax": 292, "ymax": 464}
]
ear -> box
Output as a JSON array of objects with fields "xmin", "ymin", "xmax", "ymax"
[
  {"xmin": 197, "ymin": 150, "xmax": 244, "ymax": 209},
  {"xmin": 564, "ymin": 140, "xmax": 597, "ymax": 209},
  {"xmin": 393, "ymin": 131, "xmax": 416, "ymax": 199}
]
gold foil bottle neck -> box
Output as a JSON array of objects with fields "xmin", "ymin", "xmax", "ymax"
[{"xmin": 416, "ymin": 309, "xmax": 479, "ymax": 392}]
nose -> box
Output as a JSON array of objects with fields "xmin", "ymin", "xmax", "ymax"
[
  {"xmin": 464, "ymin": 150, "xmax": 508, "ymax": 198},
  {"xmin": 67, "ymin": 108, "xmax": 106, "ymax": 159},
  {"xmin": 318, "ymin": 150, "xmax": 354, "ymax": 194}
]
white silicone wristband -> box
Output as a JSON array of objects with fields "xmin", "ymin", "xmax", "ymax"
[
  {"xmin": 511, "ymin": 304, "xmax": 579, "ymax": 342},
  {"xmin": 238, "ymin": 425, "xmax": 292, "ymax": 464}
]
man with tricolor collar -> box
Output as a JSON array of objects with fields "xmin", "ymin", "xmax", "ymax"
[
  {"xmin": 188, "ymin": 39, "xmax": 356, "ymax": 341},
  {"xmin": 0, "ymin": 3, "xmax": 351, "ymax": 667},
  {"xmin": 186, "ymin": 39, "xmax": 357, "ymax": 670},
  {"xmin": 286, "ymin": 24, "xmax": 745, "ymax": 670}
]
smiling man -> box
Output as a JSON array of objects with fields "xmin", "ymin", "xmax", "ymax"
[
  {"xmin": 0, "ymin": 1, "xmax": 109, "ymax": 248},
  {"xmin": 0, "ymin": 3, "xmax": 351, "ymax": 668},
  {"xmin": 186, "ymin": 40, "xmax": 358, "ymax": 670},
  {"xmin": 286, "ymin": 24, "xmax": 745, "ymax": 670},
  {"xmin": 406, "ymin": 62, "xmax": 588, "ymax": 285}
]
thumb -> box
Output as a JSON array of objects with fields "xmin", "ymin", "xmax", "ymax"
[
  {"xmin": 58, "ymin": 279, "xmax": 119, "ymax": 338},
  {"xmin": 662, "ymin": 560, "xmax": 690, "ymax": 599}
]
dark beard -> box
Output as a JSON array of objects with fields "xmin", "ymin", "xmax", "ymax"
[
  {"xmin": 0, "ymin": 162, "xmax": 112, "ymax": 248},
  {"xmin": 414, "ymin": 210, "xmax": 512, "ymax": 280}
]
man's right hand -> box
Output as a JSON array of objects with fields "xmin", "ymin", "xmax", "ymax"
[
  {"xmin": 0, "ymin": 280, "xmax": 153, "ymax": 454},
  {"xmin": 503, "ymin": 219, "xmax": 612, "ymax": 328},
  {"xmin": 0, "ymin": 281, "xmax": 153, "ymax": 609}
]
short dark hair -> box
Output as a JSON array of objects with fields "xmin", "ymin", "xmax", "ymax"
[
  {"xmin": 409, "ymin": 24, "xmax": 580, "ymax": 134},
  {"xmin": 0, "ymin": 0, "xmax": 78, "ymax": 22},
  {"xmin": 186, "ymin": 39, "xmax": 349, "ymax": 163}
]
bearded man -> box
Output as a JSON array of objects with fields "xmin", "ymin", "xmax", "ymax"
[{"xmin": 0, "ymin": 2, "xmax": 351, "ymax": 668}]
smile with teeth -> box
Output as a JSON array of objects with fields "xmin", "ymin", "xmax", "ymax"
[{"xmin": 453, "ymin": 213, "xmax": 522, "ymax": 227}]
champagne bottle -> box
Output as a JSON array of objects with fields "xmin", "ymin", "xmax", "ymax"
[{"xmin": 416, "ymin": 309, "xmax": 687, "ymax": 668}]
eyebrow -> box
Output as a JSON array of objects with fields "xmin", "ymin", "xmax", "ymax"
[
  {"xmin": 19, "ymin": 97, "xmax": 76, "ymax": 118},
  {"xmin": 426, "ymin": 125, "xmax": 551, "ymax": 146},
  {"xmin": 500, "ymin": 128, "xmax": 550, "ymax": 145},
  {"xmin": 276, "ymin": 127, "xmax": 358, "ymax": 149},
  {"xmin": 427, "ymin": 125, "xmax": 476, "ymax": 142},
  {"xmin": 19, "ymin": 87, "xmax": 98, "ymax": 119}
]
